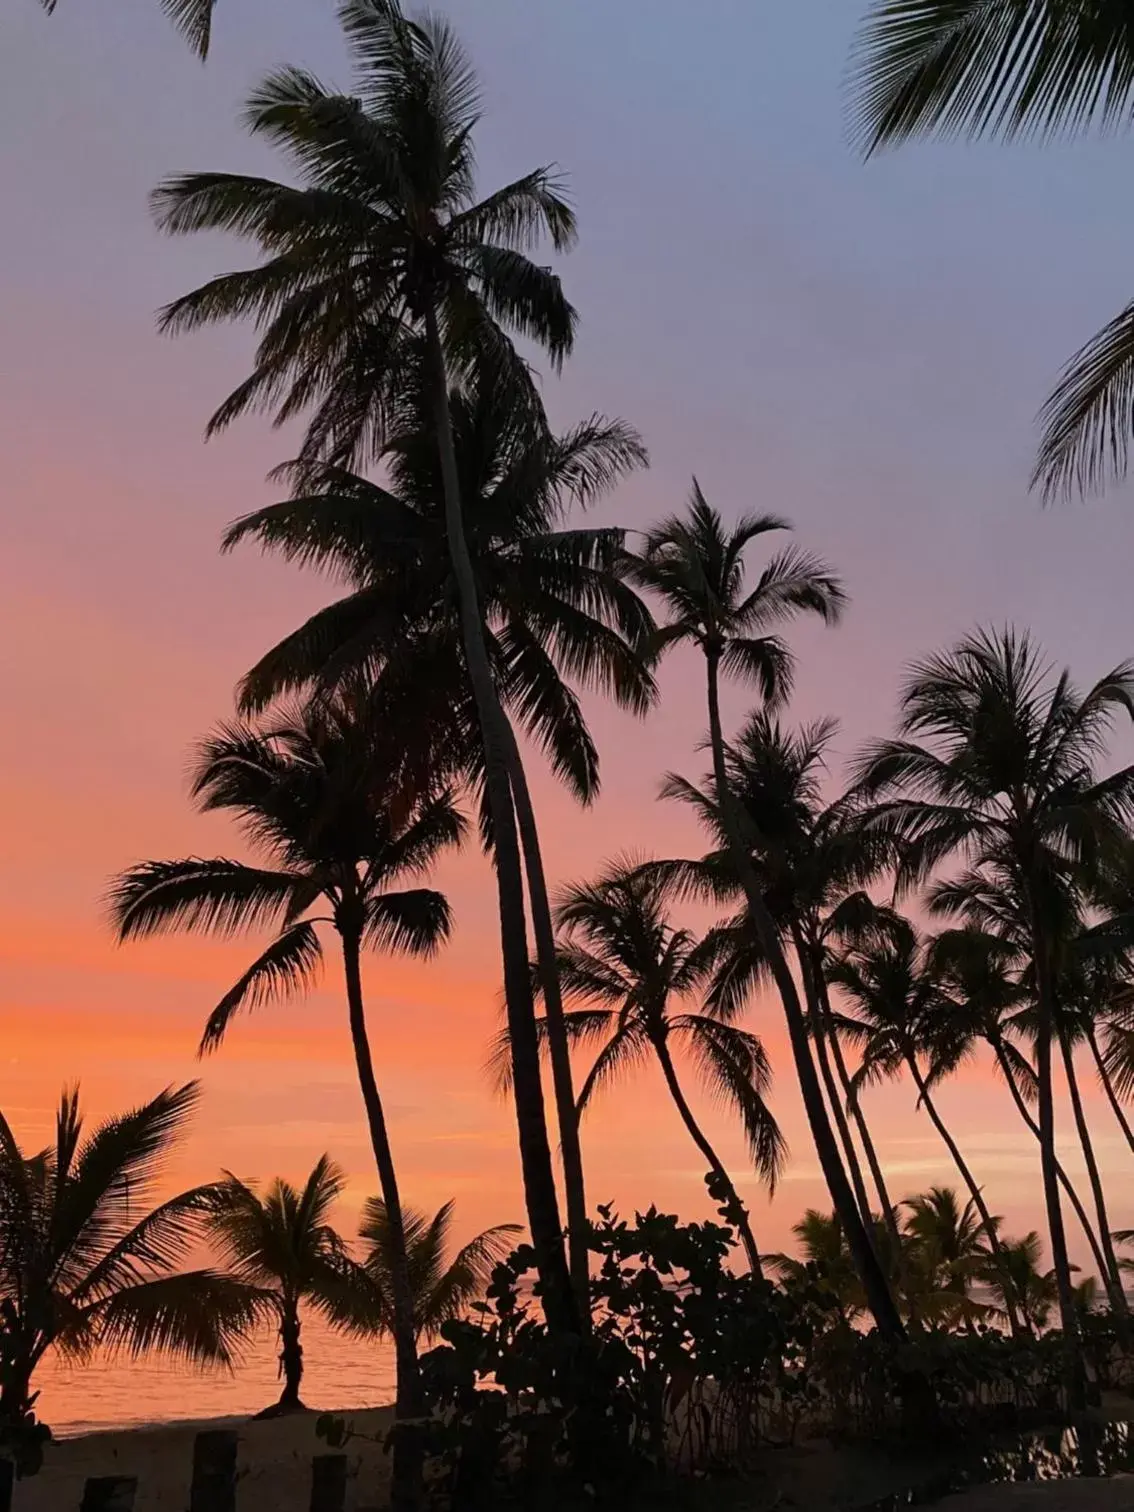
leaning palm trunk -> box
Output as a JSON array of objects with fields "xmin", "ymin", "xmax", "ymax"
[
  {"xmin": 1031, "ymin": 953, "xmax": 1083, "ymax": 1372},
  {"xmin": 902, "ymin": 1051, "xmax": 1023, "ymax": 1338},
  {"xmin": 992, "ymin": 1039, "xmax": 1111, "ymax": 1311},
  {"xmin": 703, "ymin": 653, "xmax": 903, "ymax": 1335},
  {"xmin": 1087, "ymin": 1028, "xmax": 1134, "ymax": 1160},
  {"xmin": 424, "ymin": 311, "xmax": 575, "ymax": 1334},
  {"xmin": 341, "ymin": 928, "xmax": 423, "ymax": 1507},
  {"xmin": 499, "ymin": 719, "xmax": 591, "ymax": 1318},
  {"xmin": 651, "ymin": 1032, "xmax": 764, "ymax": 1276},
  {"xmin": 796, "ymin": 940, "xmax": 875, "ymax": 1230},
  {"xmin": 1059, "ymin": 1031, "xmax": 1128, "ymax": 1316}
]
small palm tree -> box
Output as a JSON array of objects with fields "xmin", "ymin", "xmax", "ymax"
[
  {"xmin": 0, "ymin": 1083, "xmax": 266, "ymax": 1431},
  {"xmin": 767, "ymin": 1210, "xmax": 866, "ymax": 1322},
  {"xmin": 151, "ymin": 0, "xmax": 589, "ymax": 1329},
  {"xmin": 902, "ymin": 1186, "xmax": 996, "ymax": 1331},
  {"xmin": 500, "ymin": 857, "xmax": 784, "ymax": 1276},
  {"xmin": 358, "ymin": 1200, "xmax": 519, "ymax": 1342},
  {"xmin": 981, "ymin": 1232, "xmax": 1061, "ymax": 1335},
  {"xmin": 205, "ymin": 1157, "xmax": 367, "ymax": 1415},
  {"xmin": 855, "ymin": 627, "xmax": 1134, "ymax": 1352},
  {"xmin": 850, "ymin": 2, "xmax": 1134, "ymax": 499},
  {"xmin": 110, "ymin": 698, "xmax": 462, "ymax": 1465},
  {"xmin": 626, "ymin": 488, "xmax": 906, "ymax": 1330}
]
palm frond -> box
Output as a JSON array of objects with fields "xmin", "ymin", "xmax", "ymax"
[
  {"xmin": 94, "ymin": 1271, "xmax": 271, "ymax": 1369},
  {"xmin": 1035, "ymin": 300, "xmax": 1134, "ymax": 499},
  {"xmin": 200, "ymin": 922, "xmax": 324, "ymax": 1055},
  {"xmin": 109, "ymin": 859, "xmax": 304, "ymax": 941}
]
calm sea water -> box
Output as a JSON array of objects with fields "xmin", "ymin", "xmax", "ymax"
[{"xmin": 36, "ymin": 1320, "xmax": 396, "ymax": 1438}]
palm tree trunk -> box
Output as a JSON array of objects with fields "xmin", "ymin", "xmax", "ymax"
[
  {"xmin": 340, "ymin": 925, "xmax": 422, "ymax": 1511},
  {"xmin": 499, "ymin": 718, "xmax": 590, "ymax": 1320},
  {"xmin": 651, "ymin": 1031, "xmax": 764, "ymax": 1276},
  {"xmin": 1087, "ymin": 1027, "xmax": 1134, "ymax": 1159},
  {"xmin": 819, "ymin": 974, "xmax": 900, "ymax": 1235},
  {"xmin": 993, "ymin": 1038, "xmax": 1112, "ymax": 1286},
  {"xmin": 1059, "ymin": 1031, "xmax": 1128, "ymax": 1316},
  {"xmin": 277, "ymin": 1300, "xmax": 304, "ymax": 1410},
  {"xmin": 424, "ymin": 307, "xmax": 575, "ymax": 1336},
  {"xmin": 703, "ymin": 651, "xmax": 904, "ymax": 1337},
  {"xmin": 1030, "ymin": 948, "xmax": 1082, "ymax": 1364},
  {"xmin": 794, "ymin": 936, "xmax": 873, "ymax": 1229},
  {"xmin": 902, "ymin": 1052, "xmax": 1023, "ymax": 1338}
]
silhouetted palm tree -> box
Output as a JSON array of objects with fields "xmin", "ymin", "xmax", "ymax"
[
  {"xmin": 0, "ymin": 1083, "xmax": 266, "ymax": 1430},
  {"xmin": 851, "ymin": 1, "xmax": 1134, "ymax": 499},
  {"xmin": 151, "ymin": 0, "xmax": 588, "ymax": 1332},
  {"xmin": 497, "ymin": 858, "xmax": 784, "ymax": 1275},
  {"xmin": 224, "ymin": 374, "xmax": 654, "ymax": 1305},
  {"xmin": 626, "ymin": 489, "xmax": 906, "ymax": 1331},
  {"xmin": 205, "ymin": 1157, "xmax": 368, "ymax": 1414},
  {"xmin": 358, "ymin": 1199, "xmax": 519, "ymax": 1341},
  {"xmin": 982, "ymin": 1232, "xmax": 1061, "ymax": 1335},
  {"xmin": 855, "ymin": 628, "xmax": 1134, "ymax": 1359},
  {"xmin": 110, "ymin": 699, "xmax": 461, "ymax": 1484},
  {"xmin": 768, "ymin": 1210, "xmax": 867, "ymax": 1322},
  {"xmin": 902, "ymin": 1186, "xmax": 996, "ymax": 1331}
]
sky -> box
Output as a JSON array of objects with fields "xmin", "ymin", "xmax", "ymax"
[{"xmin": 5, "ymin": 0, "xmax": 1134, "ymax": 1351}]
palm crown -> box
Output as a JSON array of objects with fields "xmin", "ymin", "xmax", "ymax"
[
  {"xmin": 226, "ymin": 374, "xmax": 654, "ymax": 810},
  {"xmin": 151, "ymin": 0, "xmax": 577, "ymax": 470},
  {"xmin": 0, "ymin": 1083, "xmax": 266, "ymax": 1427},
  {"xmin": 109, "ymin": 698, "xmax": 462, "ymax": 1049},
  {"xmin": 357, "ymin": 1199, "xmax": 519, "ymax": 1341}
]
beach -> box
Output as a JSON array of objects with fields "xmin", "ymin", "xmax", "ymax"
[{"xmin": 12, "ymin": 1409, "xmax": 394, "ymax": 1511}]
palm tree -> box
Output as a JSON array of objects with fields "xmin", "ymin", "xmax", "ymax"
[
  {"xmin": 827, "ymin": 913, "xmax": 1023, "ymax": 1333},
  {"xmin": 223, "ymin": 375, "xmax": 654, "ymax": 1306},
  {"xmin": 0, "ymin": 1083, "xmax": 266, "ymax": 1430},
  {"xmin": 767, "ymin": 1210, "xmax": 867, "ymax": 1322},
  {"xmin": 982, "ymin": 1232, "xmax": 1060, "ymax": 1335},
  {"xmin": 855, "ymin": 628, "xmax": 1134, "ymax": 1362},
  {"xmin": 109, "ymin": 699, "xmax": 461, "ymax": 1494},
  {"xmin": 850, "ymin": 1, "xmax": 1134, "ymax": 499},
  {"xmin": 358, "ymin": 1199, "xmax": 519, "ymax": 1341},
  {"xmin": 902, "ymin": 1186, "xmax": 997, "ymax": 1331},
  {"xmin": 627, "ymin": 489, "xmax": 906, "ymax": 1333},
  {"xmin": 658, "ymin": 714, "xmax": 905, "ymax": 1261},
  {"xmin": 150, "ymin": 0, "xmax": 587, "ymax": 1329},
  {"xmin": 498, "ymin": 857, "xmax": 785, "ymax": 1275},
  {"xmin": 205, "ymin": 1157, "xmax": 369, "ymax": 1415}
]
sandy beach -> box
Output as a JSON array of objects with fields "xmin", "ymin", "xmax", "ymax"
[{"xmin": 12, "ymin": 1408, "xmax": 394, "ymax": 1511}]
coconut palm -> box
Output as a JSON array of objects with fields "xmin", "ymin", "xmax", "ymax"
[
  {"xmin": 626, "ymin": 488, "xmax": 906, "ymax": 1332},
  {"xmin": 902, "ymin": 1186, "xmax": 997, "ymax": 1331},
  {"xmin": 223, "ymin": 373, "xmax": 654, "ymax": 1305},
  {"xmin": 0, "ymin": 1083, "xmax": 266, "ymax": 1431},
  {"xmin": 767, "ymin": 1210, "xmax": 868, "ymax": 1321},
  {"xmin": 358, "ymin": 1199, "xmax": 520, "ymax": 1341},
  {"xmin": 497, "ymin": 857, "xmax": 785, "ymax": 1275},
  {"xmin": 109, "ymin": 698, "xmax": 462, "ymax": 1490},
  {"xmin": 657, "ymin": 713, "xmax": 905, "ymax": 1259},
  {"xmin": 854, "ymin": 627, "xmax": 1134, "ymax": 1357},
  {"xmin": 150, "ymin": 0, "xmax": 587, "ymax": 1330},
  {"xmin": 851, "ymin": 1, "xmax": 1134, "ymax": 499},
  {"xmin": 205, "ymin": 1157, "xmax": 370, "ymax": 1414},
  {"xmin": 982, "ymin": 1232, "xmax": 1061, "ymax": 1335},
  {"xmin": 827, "ymin": 913, "xmax": 1022, "ymax": 1331}
]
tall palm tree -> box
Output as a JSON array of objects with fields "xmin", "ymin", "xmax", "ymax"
[
  {"xmin": 223, "ymin": 375, "xmax": 654, "ymax": 1305},
  {"xmin": 851, "ymin": 1, "xmax": 1134, "ymax": 499},
  {"xmin": 854, "ymin": 627, "xmax": 1134, "ymax": 1356},
  {"xmin": 150, "ymin": 0, "xmax": 586, "ymax": 1329},
  {"xmin": 205, "ymin": 1157, "xmax": 367, "ymax": 1415},
  {"xmin": 827, "ymin": 913, "xmax": 1023, "ymax": 1332},
  {"xmin": 109, "ymin": 699, "xmax": 462, "ymax": 1494},
  {"xmin": 658, "ymin": 714, "xmax": 905, "ymax": 1257},
  {"xmin": 627, "ymin": 489, "xmax": 906, "ymax": 1332},
  {"xmin": 358, "ymin": 1199, "xmax": 519, "ymax": 1341},
  {"xmin": 496, "ymin": 858, "xmax": 785, "ymax": 1275},
  {"xmin": 0, "ymin": 1083, "xmax": 266, "ymax": 1430}
]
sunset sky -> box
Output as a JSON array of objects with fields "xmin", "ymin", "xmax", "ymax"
[{"xmin": 5, "ymin": 0, "xmax": 1134, "ymax": 1299}]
